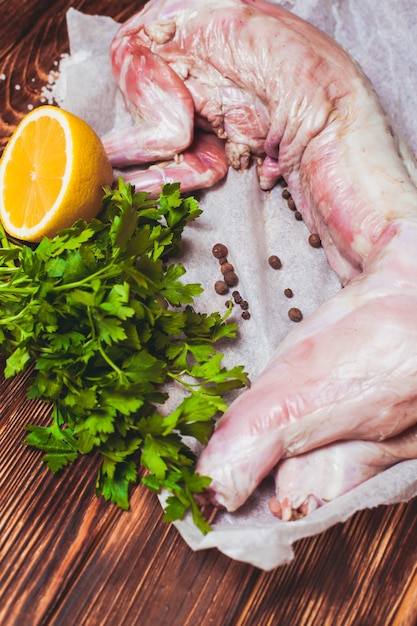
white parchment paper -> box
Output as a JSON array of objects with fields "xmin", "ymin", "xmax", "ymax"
[{"xmin": 45, "ymin": 2, "xmax": 417, "ymax": 570}]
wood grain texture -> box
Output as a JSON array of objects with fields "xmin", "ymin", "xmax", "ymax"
[
  {"xmin": 0, "ymin": 2, "xmax": 417, "ymax": 625},
  {"xmin": 0, "ymin": 0, "xmax": 140, "ymax": 152}
]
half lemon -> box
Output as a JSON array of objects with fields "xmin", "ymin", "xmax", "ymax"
[{"xmin": 0, "ymin": 105, "xmax": 114, "ymax": 242}]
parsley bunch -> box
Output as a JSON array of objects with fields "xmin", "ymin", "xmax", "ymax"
[{"xmin": 0, "ymin": 179, "xmax": 249, "ymax": 533}]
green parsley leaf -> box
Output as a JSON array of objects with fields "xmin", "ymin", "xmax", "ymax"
[
  {"xmin": 0, "ymin": 178, "xmax": 250, "ymax": 534},
  {"xmin": 24, "ymin": 418, "xmax": 78, "ymax": 472},
  {"xmin": 96, "ymin": 457, "xmax": 138, "ymax": 510}
]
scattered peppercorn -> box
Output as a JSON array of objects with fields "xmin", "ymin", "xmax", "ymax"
[
  {"xmin": 214, "ymin": 280, "xmax": 229, "ymax": 295},
  {"xmin": 287, "ymin": 197, "xmax": 296, "ymax": 211},
  {"xmin": 212, "ymin": 243, "xmax": 228, "ymax": 258},
  {"xmin": 224, "ymin": 271, "xmax": 239, "ymax": 287},
  {"xmin": 308, "ymin": 233, "xmax": 322, "ymax": 248},
  {"xmin": 268, "ymin": 255, "xmax": 282, "ymax": 269},
  {"xmin": 284, "ymin": 288, "xmax": 293, "ymax": 298},
  {"xmin": 282, "ymin": 188, "xmax": 291, "ymax": 200},
  {"xmin": 220, "ymin": 262, "xmax": 234, "ymax": 275},
  {"xmin": 294, "ymin": 211, "xmax": 303, "ymax": 221},
  {"xmin": 211, "ymin": 245, "xmax": 248, "ymax": 318},
  {"xmin": 288, "ymin": 307, "xmax": 303, "ymax": 322}
]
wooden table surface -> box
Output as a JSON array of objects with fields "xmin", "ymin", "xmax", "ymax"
[{"xmin": 1, "ymin": 1, "xmax": 417, "ymax": 624}]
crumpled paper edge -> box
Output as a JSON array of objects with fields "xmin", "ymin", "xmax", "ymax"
[
  {"xmin": 45, "ymin": 4, "xmax": 417, "ymax": 570},
  {"xmin": 168, "ymin": 460, "xmax": 417, "ymax": 570}
]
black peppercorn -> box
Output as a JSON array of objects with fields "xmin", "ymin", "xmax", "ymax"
[
  {"xmin": 268, "ymin": 255, "xmax": 282, "ymax": 269},
  {"xmin": 288, "ymin": 307, "xmax": 303, "ymax": 322},
  {"xmin": 224, "ymin": 271, "xmax": 239, "ymax": 287},
  {"xmin": 212, "ymin": 243, "xmax": 228, "ymax": 258},
  {"xmin": 287, "ymin": 197, "xmax": 296, "ymax": 211},
  {"xmin": 220, "ymin": 262, "xmax": 234, "ymax": 275},
  {"xmin": 214, "ymin": 280, "xmax": 229, "ymax": 295},
  {"xmin": 308, "ymin": 233, "xmax": 322, "ymax": 248}
]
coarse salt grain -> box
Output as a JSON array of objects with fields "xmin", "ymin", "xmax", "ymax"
[
  {"xmin": 41, "ymin": 81, "xmax": 57, "ymax": 104},
  {"xmin": 39, "ymin": 53, "xmax": 69, "ymax": 105}
]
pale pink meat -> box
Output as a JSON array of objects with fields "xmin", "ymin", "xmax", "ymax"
[
  {"xmin": 197, "ymin": 221, "xmax": 417, "ymax": 511},
  {"xmin": 270, "ymin": 424, "xmax": 417, "ymax": 521},
  {"xmin": 105, "ymin": 0, "xmax": 417, "ymax": 517},
  {"xmin": 121, "ymin": 131, "xmax": 228, "ymax": 196}
]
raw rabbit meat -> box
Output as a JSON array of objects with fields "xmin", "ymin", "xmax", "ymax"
[
  {"xmin": 270, "ymin": 425, "xmax": 417, "ymax": 521},
  {"xmin": 104, "ymin": 0, "xmax": 417, "ymax": 517}
]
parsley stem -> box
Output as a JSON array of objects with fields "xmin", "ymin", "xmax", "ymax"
[
  {"xmin": 97, "ymin": 342, "xmax": 127, "ymax": 382},
  {"xmin": 167, "ymin": 371, "xmax": 200, "ymax": 392},
  {"xmin": 84, "ymin": 309, "xmax": 126, "ymax": 382},
  {"xmin": 0, "ymin": 306, "xmax": 31, "ymax": 325},
  {"xmin": 0, "ymin": 226, "xmax": 20, "ymax": 268},
  {"xmin": 86, "ymin": 307, "xmax": 96, "ymax": 341},
  {"xmin": 84, "ymin": 308, "xmax": 125, "ymax": 379},
  {"xmin": 53, "ymin": 263, "xmax": 120, "ymax": 292},
  {"xmin": 0, "ymin": 277, "xmax": 36, "ymax": 293},
  {"xmin": 0, "ymin": 265, "xmax": 18, "ymax": 274}
]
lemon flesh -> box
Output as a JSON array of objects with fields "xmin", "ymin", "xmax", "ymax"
[{"xmin": 0, "ymin": 105, "xmax": 114, "ymax": 242}]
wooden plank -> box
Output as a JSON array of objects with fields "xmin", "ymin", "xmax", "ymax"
[
  {"xmin": 0, "ymin": 0, "xmax": 143, "ymax": 151},
  {"xmin": 0, "ymin": 385, "xmax": 258, "ymax": 625},
  {"xmin": 2, "ymin": 376, "xmax": 417, "ymax": 626},
  {"xmin": 392, "ymin": 571, "xmax": 417, "ymax": 626},
  {"xmin": 0, "ymin": 0, "xmax": 62, "ymax": 62},
  {"xmin": 233, "ymin": 503, "xmax": 417, "ymax": 626}
]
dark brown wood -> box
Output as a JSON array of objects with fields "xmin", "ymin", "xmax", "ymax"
[{"xmin": 1, "ymin": 2, "xmax": 417, "ymax": 625}]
